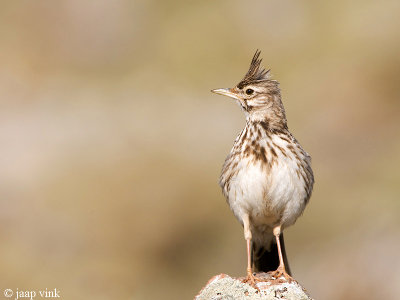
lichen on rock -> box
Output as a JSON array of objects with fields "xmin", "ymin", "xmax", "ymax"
[{"xmin": 195, "ymin": 273, "xmax": 313, "ymax": 300}]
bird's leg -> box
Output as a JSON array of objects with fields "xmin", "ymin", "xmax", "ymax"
[
  {"xmin": 242, "ymin": 214, "xmax": 259, "ymax": 287},
  {"xmin": 270, "ymin": 226, "xmax": 293, "ymax": 282}
]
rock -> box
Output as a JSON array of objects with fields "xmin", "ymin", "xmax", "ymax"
[{"xmin": 195, "ymin": 273, "xmax": 313, "ymax": 300}]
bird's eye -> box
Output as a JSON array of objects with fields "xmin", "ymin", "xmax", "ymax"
[{"xmin": 245, "ymin": 88, "xmax": 254, "ymax": 95}]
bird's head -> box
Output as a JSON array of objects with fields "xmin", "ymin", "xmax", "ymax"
[{"xmin": 212, "ymin": 50, "xmax": 287, "ymax": 129}]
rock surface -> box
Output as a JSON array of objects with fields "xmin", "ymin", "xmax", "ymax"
[{"xmin": 195, "ymin": 273, "xmax": 313, "ymax": 300}]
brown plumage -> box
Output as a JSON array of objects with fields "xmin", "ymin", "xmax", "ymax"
[
  {"xmin": 237, "ymin": 50, "xmax": 271, "ymax": 89},
  {"xmin": 212, "ymin": 50, "xmax": 314, "ymax": 285}
]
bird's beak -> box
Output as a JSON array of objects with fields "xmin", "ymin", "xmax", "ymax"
[{"xmin": 211, "ymin": 88, "xmax": 240, "ymax": 100}]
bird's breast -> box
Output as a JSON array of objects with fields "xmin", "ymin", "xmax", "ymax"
[
  {"xmin": 224, "ymin": 156, "xmax": 277, "ymax": 226},
  {"xmin": 220, "ymin": 133, "xmax": 312, "ymax": 229}
]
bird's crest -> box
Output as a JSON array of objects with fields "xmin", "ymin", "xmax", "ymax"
[{"xmin": 237, "ymin": 50, "xmax": 271, "ymax": 89}]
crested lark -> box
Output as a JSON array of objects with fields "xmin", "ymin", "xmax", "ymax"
[{"xmin": 212, "ymin": 50, "xmax": 314, "ymax": 284}]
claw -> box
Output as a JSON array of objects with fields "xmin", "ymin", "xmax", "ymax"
[
  {"xmin": 242, "ymin": 269, "xmax": 261, "ymax": 290},
  {"xmin": 270, "ymin": 266, "xmax": 293, "ymax": 283}
]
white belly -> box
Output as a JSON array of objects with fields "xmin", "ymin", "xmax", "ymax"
[{"xmin": 227, "ymin": 149, "xmax": 308, "ymax": 230}]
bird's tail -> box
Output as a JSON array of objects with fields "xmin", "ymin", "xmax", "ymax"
[{"xmin": 252, "ymin": 233, "xmax": 291, "ymax": 275}]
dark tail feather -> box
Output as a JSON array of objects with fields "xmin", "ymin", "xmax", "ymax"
[{"xmin": 252, "ymin": 233, "xmax": 291, "ymax": 275}]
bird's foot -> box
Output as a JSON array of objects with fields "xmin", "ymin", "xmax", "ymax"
[
  {"xmin": 242, "ymin": 269, "xmax": 261, "ymax": 290},
  {"xmin": 270, "ymin": 266, "xmax": 293, "ymax": 283}
]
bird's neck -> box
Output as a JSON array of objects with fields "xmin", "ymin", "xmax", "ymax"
[
  {"xmin": 245, "ymin": 94, "xmax": 288, "ymax": 132},
  {"xmin": 246, "ymin": 110, "xmax": 288, "ymax": 133}
]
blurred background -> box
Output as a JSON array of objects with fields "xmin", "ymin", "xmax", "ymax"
[{"xmin": 0, "ymin": 1, "xmax": 399, "ymax": 299}]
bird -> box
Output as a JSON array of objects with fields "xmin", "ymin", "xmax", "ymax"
[{"xmin": 211, "ymin": 50, "xmax": 314, "ymax": 285}]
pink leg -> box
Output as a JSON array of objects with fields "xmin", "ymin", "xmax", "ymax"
[
  {"xmin": 242, "ymin": 214, "xmax": 258, "ymax": 287},
  {"xmin": 270, "ymin": 226, "xmax": 292, "ymax": 282}
]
